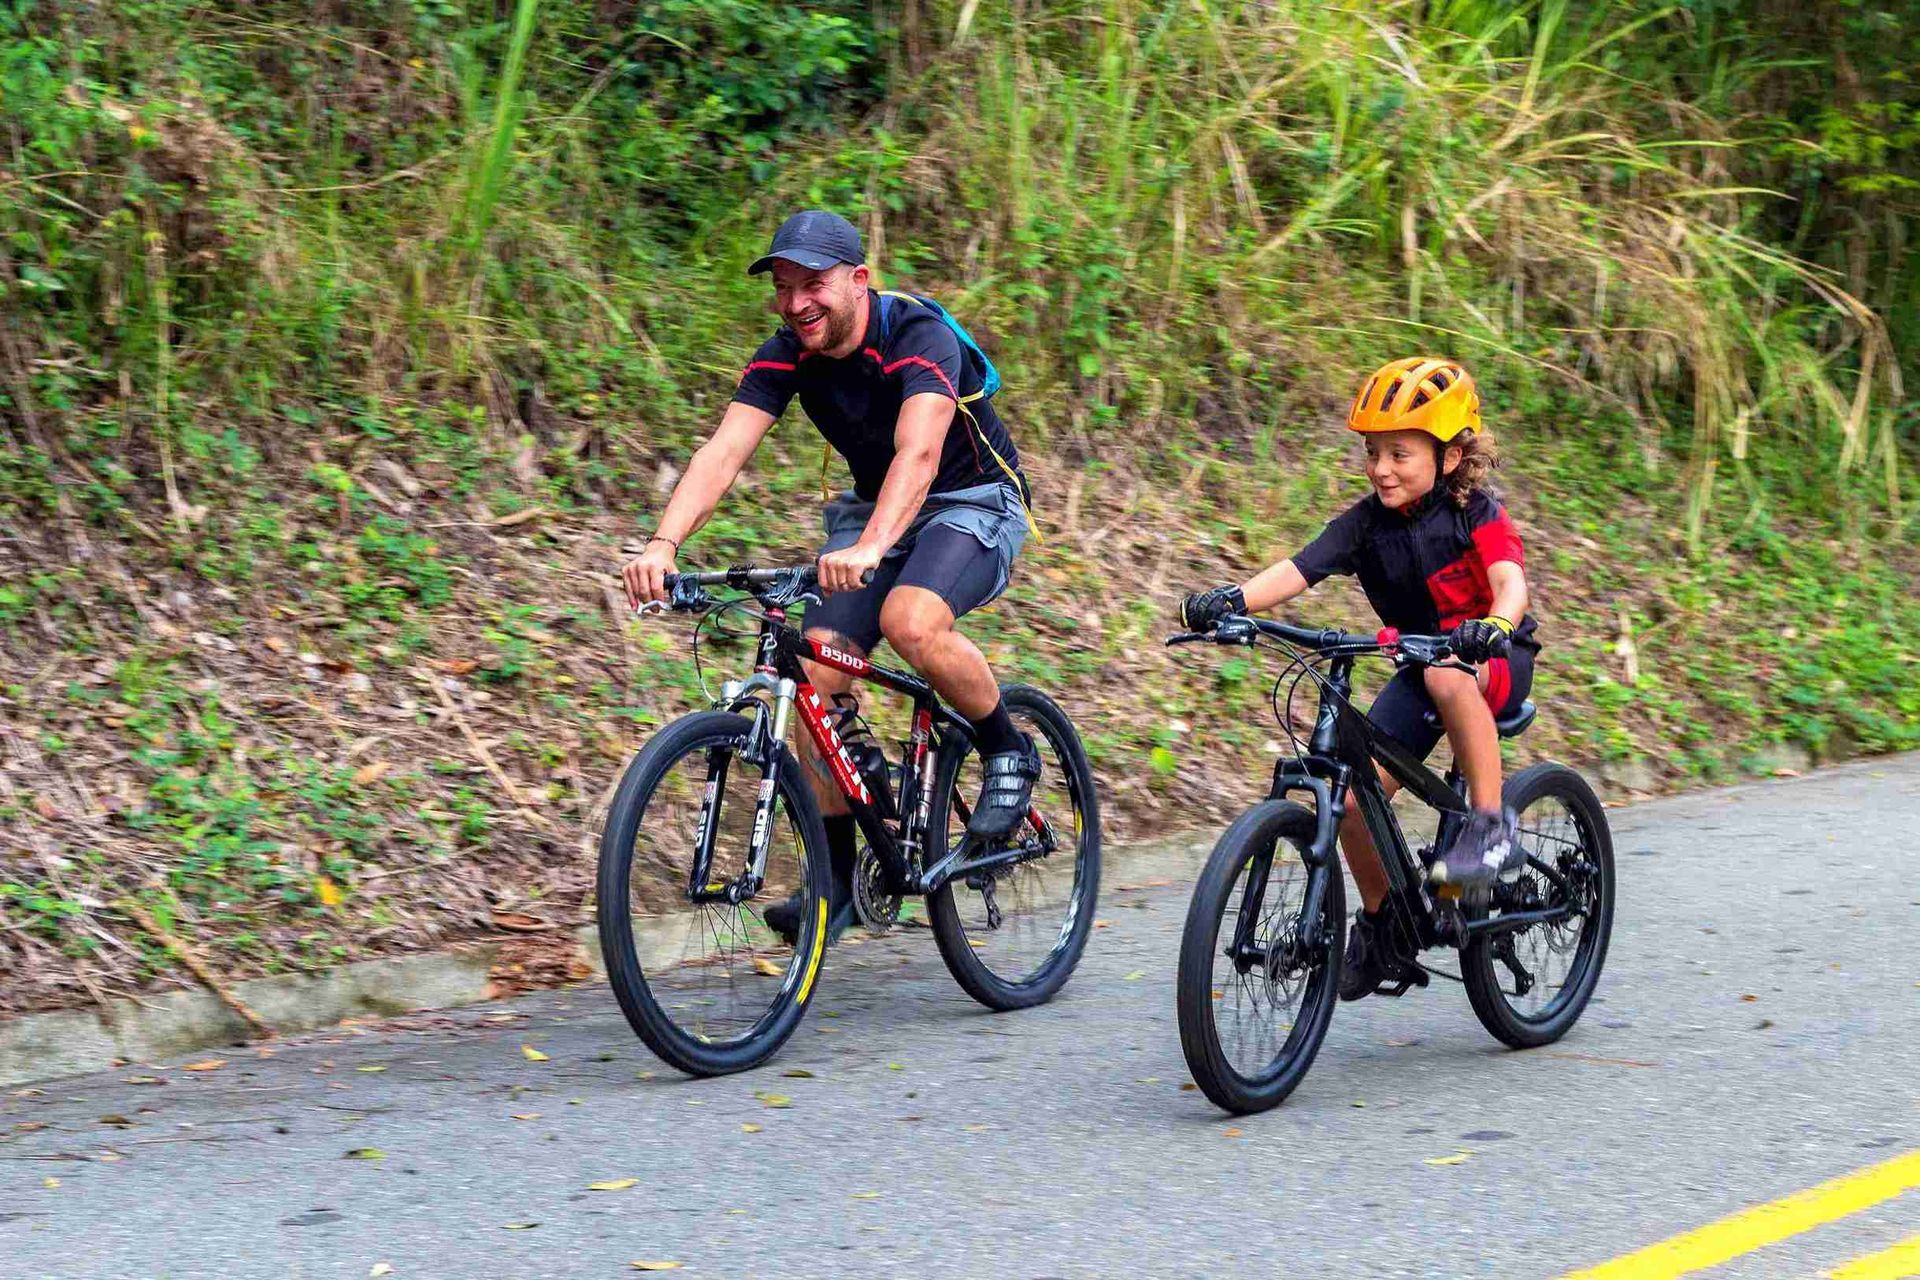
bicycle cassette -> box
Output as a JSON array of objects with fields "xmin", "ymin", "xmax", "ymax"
[{"xmin": 852, "ymin": 845, "xmax": 902, "ymax": 932}]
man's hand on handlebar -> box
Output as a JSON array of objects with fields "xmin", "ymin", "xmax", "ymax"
[
  {"xmin": 818, "ymin": 540, "xmax": 885, "ymax": 596},
  {"xmin": 622, "ymin": 539, "xmax": 678, "ymax": 610}
]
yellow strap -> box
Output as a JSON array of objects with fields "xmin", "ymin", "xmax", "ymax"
[
  {"xmin": 833, "ymin": 290, "xmax": 1043, "ymax": 542},
  {"xmin": 957, "ymin": 400, "xmax": 1041, "ymax": 544}
]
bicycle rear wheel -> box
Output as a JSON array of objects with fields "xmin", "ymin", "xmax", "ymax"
[
  {"xmin": 596, "ymin": 711, "xmax": 830, "ymax": 1075},
  {"xmin": 1176, "ymin": 801, "xmax": 1344, "ymax": 1114},
  {"xmin": 926, "ymin": 685, "xmax": 1101, "ymax": 1011},
  {"xmin": 1461, "ymin": 762, "xmax": 1615, "ymax": 1048}
]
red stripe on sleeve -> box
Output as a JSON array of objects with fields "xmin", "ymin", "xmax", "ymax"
[
  {"xmin": 1472, "ymin": 509, "xmax": 1525, "ymax": 568},
  {"xmin": 882, "ymin": 354, "xmax": 959, "ymax": 400},
  {"xmin": 737, "ymin": 360, "xmax": 796, "ymax": 385}
]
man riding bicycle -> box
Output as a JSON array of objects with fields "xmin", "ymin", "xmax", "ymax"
[{"xmin": 622, "ymin": 210, "xmax": 1038, "ymax": 943}]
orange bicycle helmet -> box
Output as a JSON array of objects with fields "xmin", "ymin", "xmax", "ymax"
[{"xmin": 1346, "ymin": 357, "xmax": 1480, "ymax": 442}]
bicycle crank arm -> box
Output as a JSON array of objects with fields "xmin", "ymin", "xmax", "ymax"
[
  {"xmin": 1462, "ymin": 904, "xmax": 1575, "ymax": 937},
  {"xmin": 916, "ymin": 835, "xmax": 1049, "ymax": 895}
]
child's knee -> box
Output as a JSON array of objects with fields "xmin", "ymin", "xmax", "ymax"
[{"xmin": 1422, "ymin": 664, "xmax": 1477, "ymax": 700}]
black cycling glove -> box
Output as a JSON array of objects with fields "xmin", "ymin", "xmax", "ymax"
[
  {"xmin": 1180, "ymin": 585, "xmax": 1246, "ymax": 632},
  {"xmin": 1448, "ymin": 616, "xmax": 1513, "ymax": 663}
]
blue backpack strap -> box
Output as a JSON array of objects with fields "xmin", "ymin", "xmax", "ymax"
[{"xmin": 877, "ymin": 290, "xmax": 1036, "ymax": 542}]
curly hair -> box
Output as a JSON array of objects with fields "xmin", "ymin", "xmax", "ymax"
[{"xmin": 1439, "ymin": 429, "xmax": 1499, "ymax": 506}]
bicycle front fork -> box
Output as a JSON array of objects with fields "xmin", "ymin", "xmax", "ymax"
[{"xmin": 688, "ymin": 674, "xmax": 798, "ymax": 905}]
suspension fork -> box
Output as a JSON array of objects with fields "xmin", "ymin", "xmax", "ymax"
[{"xmin": 693, "ymin": 666, "xmax": 799, "ymax": 904}]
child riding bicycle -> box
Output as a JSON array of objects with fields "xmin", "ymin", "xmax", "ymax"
[{"xmin": 1179, "ymin": 357, "xmax": 1540, "ymax": 1002}]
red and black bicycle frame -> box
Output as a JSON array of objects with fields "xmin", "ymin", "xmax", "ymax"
[{"xmin": 687, "ymin": 603, "xmax": 1059, "ymax": 906}]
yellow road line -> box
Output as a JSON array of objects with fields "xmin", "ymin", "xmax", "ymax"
[
  {"xmin": 1829, "ymin": 1232, "xmax": 1920, "ymax": 1280},
  {"xmin": 1559, "ymin": 1150, "xmax": 1920, "ymax": 1280}
]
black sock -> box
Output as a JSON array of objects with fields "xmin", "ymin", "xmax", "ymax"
[
  {"xmin": 967, "ymin": 699, "xmax": 1022, "ymax": 756},
  {"xmin": 823, "ymin": 814, "xmax": 857, "ymax": 905}
]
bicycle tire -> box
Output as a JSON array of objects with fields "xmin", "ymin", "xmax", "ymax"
[
  {"xmin": 1176, "ymin": 801, "xmax": 1344, "ymax": 1114},
  {"xmin": 1461, "ymin": 762, "xmax": 1616, "ymax": 1048},
  {"xmin": 926, "ymin": 684, "xmax": 1101, "ymax": 1011},
  {"xmin": 596, "ymin": 710, "xmax": 831, "ymax": 1075}
]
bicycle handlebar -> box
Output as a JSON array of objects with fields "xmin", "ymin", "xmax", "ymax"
[
  {"xmin": 646, "ymin": 564, "xmax": 875, "ymax": 613},
  {"xmin": 1167, "ymin": 615, "xmax": 1469, "ymax": 668}
]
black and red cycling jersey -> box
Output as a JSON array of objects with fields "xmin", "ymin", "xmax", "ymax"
[
  {"xmin": 1291, "ymin": 487, "xmax": 1540, "ymax": 654},
  {"xmin": 732, "ymin": 289, "xmax": 1027, "ymax": 504}
]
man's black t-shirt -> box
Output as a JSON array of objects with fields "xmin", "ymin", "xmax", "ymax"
[{"xmin": 732, "ymin": 290, "xmax": 1026, "ymax": 503}]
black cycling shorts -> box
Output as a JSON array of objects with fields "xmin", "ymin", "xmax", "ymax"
[
  {"xmin": 803, "ymin": 524, "xmax": 1006, "ymax": 655},
  {"xmin": 1368, "ymin": 647, "xmax": 1535, "ymax": 759}
]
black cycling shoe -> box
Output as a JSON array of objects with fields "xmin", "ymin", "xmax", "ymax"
[
  {"xmin": 1338, "ymin": 908, "xmax": 1392, "ymax": 1002},
  {"xmin": 966, "ymin": 733, "xmax": 1043, "ymax": 842},
  {"xmin": 1428, "ymin": 806, "xmax": 1522, "ymax": 897},
  {"xmin": 762, "ymin": 890, "xmax": 855, "ymax": 948}
]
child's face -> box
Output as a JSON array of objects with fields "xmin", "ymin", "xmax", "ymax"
[{"xmin": 1363, "ymin": 429, "xmax": 1457, "ymax": 509}]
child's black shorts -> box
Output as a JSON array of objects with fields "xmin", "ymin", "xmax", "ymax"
[{"xmin": 1367, "ymin": 647, "xmax": 1536, "ymax": 759}]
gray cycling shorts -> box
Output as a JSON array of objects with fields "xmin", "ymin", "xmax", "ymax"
[{"xmin": 804, "ymin": 481, "xmax": 1028, "ymax": 654}]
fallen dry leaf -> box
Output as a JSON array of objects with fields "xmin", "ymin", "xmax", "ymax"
[
  {"xmin": 1739, "ymin": 993, "xmax": 1758, "ymax": 1003},
  {"xmin": 1223, "ymin": 1127, "xmax": 1244, "ymax": 1138},
  {"xmin": 1179, "ymin": 1082, "xmax": 1198, "ymax": 1092},
  {"xmin": 754, "ymin": 1092, "xmax": 792, "ymax": 1108},
  {"xmin": 850, "ymin": 1191, "xmax": 881, "ymax": 1200},
  {"xmin": 521, "ymin": 1045, "xmax": 550, "ymax": 1062},
  {"xmin": 315, "ymin": 876, "xmax": 345, "ymax": 907},
  {"xmin": 124, "ymin": 1076, "xmax": 167, "ymax": 1086},
  {"xmin": 629, "ymin": 1264, "xmax": 683, "ymax": 1273},
  {"xmin": 752, "ymin": 956, "xmax": 783, "ymax": 977},
  {"xmin": 962, "ymin": 1124, "xmax": 989, "ymax": 1133},
  {"xmin": 588, "ymin": 1179, "xmax": 638, "ymax": 1192},
  {"xmin": 182, "ymin": 1059, "xmax": 227, "ymax": 1072},
  {"xmin": 885, "ymin": 1063, "xmax": 903, "ymax": 1072},
  {"xmin": 43, "ymin": 1177, "xmax": 60, "ymax": 1189},
  {"xmin": 352, "ymin": 761, "xmax": 392, "ymax": 787},
  {"xmin": 501, "ymin": 1223, "xmax": 539, "ymax": 1231},
  {"xmin": 510, "ymin": 1113, "xmax": 542, "ymax": 1121},
  {"xmin": 1094, "ymin": 919, "xmax": 1113, "ymax": 929},
  {"xmin": 357, "ymin": 1065, "xmax": 387, "ymax": 1074},
  {"xmin": 345, "ymin": 1148, "xmax": 386, "ymax": 1161},
  {"xmin": 434, "ymin": 658, "xmax": 480, "ymax": 676},
  {"xmin": 1122, "ymin": 970, "xmax": 1145, "ymax": 981},
  {"xmin": 781, "ymin": 1069, "xmax": 815, "ymax": 1079},
  {"xmin": 370, "ymin": 1265, "xmax": 393, "ymax": 1278},
  {"xmin": 741, "ymin": 1123, "xmax": 762, "ymax": 1134},
  {"xmin": 1424, "ymin": 1151, "xmax": 1473, "ymax": 1166}
]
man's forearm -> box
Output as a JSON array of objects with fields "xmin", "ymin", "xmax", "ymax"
[
  {"xmin": 855, "ymin": 448, "xmax": 938, "ymax": 551},
  {"xmin": 653, "ymin": 442, "xmax": 740, "ymax": 544}
]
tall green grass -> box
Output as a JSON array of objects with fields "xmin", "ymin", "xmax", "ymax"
[{"xmin": 884, "ymin": 0, "xmax": 1901, "ymax": 543}]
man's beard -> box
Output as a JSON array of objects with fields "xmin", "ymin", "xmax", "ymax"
[{"xmin": 791, "ymin": 298, "xmax": 857, "ymax": 353}]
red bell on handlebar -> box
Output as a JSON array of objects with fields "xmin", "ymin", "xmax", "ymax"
[{"xmin": 1376, "ymin": 626, "xmax": 1400, "ymax": 648}]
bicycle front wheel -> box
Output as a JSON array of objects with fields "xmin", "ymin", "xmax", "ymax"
[
  {"xmin": 1176, "ymin": 801, "xmax": 1344, "ymax": 1115},
  {"xmin": 596, "ymin": 711, "xmax": 830, "ymax": 1076}
]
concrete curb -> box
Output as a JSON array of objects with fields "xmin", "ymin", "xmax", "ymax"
[{"xmin": 0, "ymin": 832, "xmax": 1214, "ymax": 1088}]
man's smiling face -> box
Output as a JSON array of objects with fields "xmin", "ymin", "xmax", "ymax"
[{"xmin": 771, "ymin": 260, "xmax": 867, "ymax": 354}]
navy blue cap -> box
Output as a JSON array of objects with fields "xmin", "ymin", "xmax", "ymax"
[{"xmin": 748, "ymin": 210, "xmax": 864, "ymax": 276}]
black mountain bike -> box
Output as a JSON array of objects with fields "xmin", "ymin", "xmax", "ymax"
[
  {"xmin": 597, "ymin": 565, "xmax": 1100, "ymax": 1076},
  {"xmin": 1169, "ymin": 614, "xmax": 1615, "ymax": 1114}
]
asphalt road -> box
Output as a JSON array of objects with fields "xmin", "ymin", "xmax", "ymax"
[{"xmin": 3, "ymin": 756, "xmax": 1917, "ymax": 1279}]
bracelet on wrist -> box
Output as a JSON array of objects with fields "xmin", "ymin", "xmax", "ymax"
[{"xmin": 647, "ymin": 534, "xmax": 680, "ymax": 553}]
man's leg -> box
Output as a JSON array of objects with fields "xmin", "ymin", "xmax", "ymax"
[{"xmin": 877, "ymin": 525, "xmax": 1034, "ymax": 839}]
